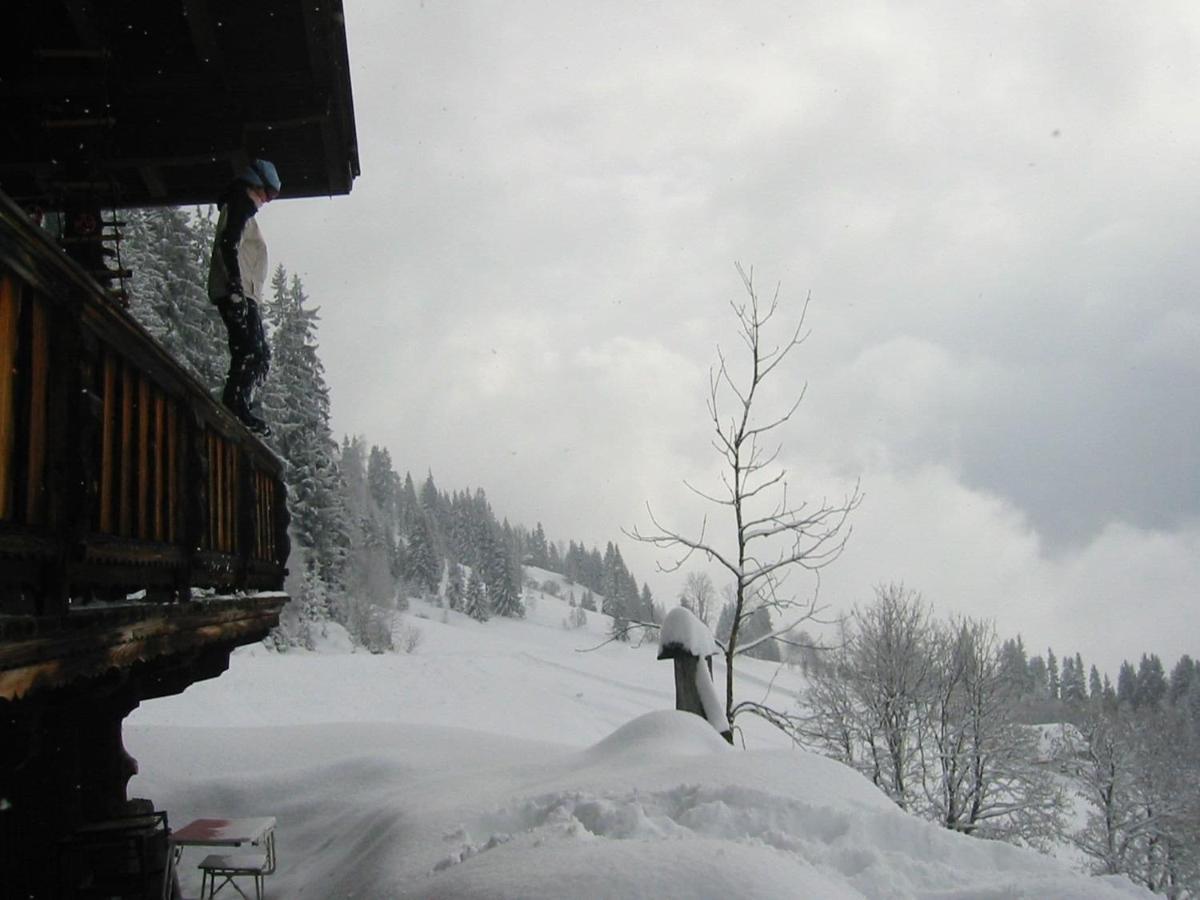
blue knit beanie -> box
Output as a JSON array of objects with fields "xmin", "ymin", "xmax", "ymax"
[{"xmin": 240, "ymin": 159, "xmax": 281, "ymax": 196}]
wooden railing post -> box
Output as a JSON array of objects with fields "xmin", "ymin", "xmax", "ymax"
[
  {"xmin": 181, "ymin": 409, "xmax": 209, "ymax": 599},
  {"xmin": 44, "ymin": 291, "xmax": 89, "ymax": 614},
  {"xmin": 236, "ymin": 445, "xmax": 254, "ymax": 591}
]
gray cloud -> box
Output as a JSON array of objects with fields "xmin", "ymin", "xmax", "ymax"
[{"xmin": 266, "ymin": 1, "xmax": 1199, "ymax": 676}]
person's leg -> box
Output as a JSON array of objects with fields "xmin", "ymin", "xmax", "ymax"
[
  {"xmin": 218, "ymin": 298, "xmax": 262, "ymax": 428},
  {"xmin": 241, "ymin": 298, "xmax": 270, "ymax": 411}
]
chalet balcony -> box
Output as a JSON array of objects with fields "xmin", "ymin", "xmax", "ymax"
[
  {"xmin": 0, "ymin": 189, "xmax": 290, "ymax": 699},
  {"xmin": 0, "ymin": 187, "xmax": 292, "ymax": 894}
]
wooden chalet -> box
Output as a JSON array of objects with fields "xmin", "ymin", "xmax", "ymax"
[{"xmin": 0, "ymin": 1, "xmax": 359, "ymax": 894}]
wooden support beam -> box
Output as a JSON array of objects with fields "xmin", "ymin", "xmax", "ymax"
[
  {"xmin": 99, "ymin": 351, "xmax": 116, "ymax": 533},
  {"xmin": 119, "ymin": 363, "xmax": 133, "ymax": 537},
  {"xmin": 137, "ymin": 378, "xmax": 150, "ymax": 539},
  {"xmin": 180, "ymin": 0, "xmax": 225, "ymax": 73},
  {"xmin": 137, "ymin": 165, "xmax": 169, "ymax": 200},
  {"xmin": 24, "ymin": 299, "xmax": 48, "ymax": 525},
  {"xmin": 0, "ymin": 275, "xmax": 19, "ymax": 520},
  {"xmin": 62, "ymin": 0, "xmax": 104, "ymax": 51},
  {"xmin": 153, "ymin": 393, "xmax": 164, "ymax": 541},
  {"xmin": 167, "ymin": 404, "xmax": 177, "ymax": 544}
]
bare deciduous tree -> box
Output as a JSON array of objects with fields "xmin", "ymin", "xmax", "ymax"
[
  {"xmin": 801, "ymin": 587, "xmax": 1065, "ymax": 849},
  {"xmin": 921, "ymin": 617, "xmax": 1064, "ymax": 849},
  {"xmin": 631, "ymin": 263, "xmax": 862, "ymax": 737},
  {"xmin": 1063, "ymin": 705, "xmax": 1200, "ymax": 894},
  {"xmin": 844, "ymin": 584, "xmax": 934, "ymax": 809},
  {"xmin": 679, "ymin": 571, "xmax": 717, "ymax": 626}
]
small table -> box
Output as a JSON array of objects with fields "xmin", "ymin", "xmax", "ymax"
[{"xmin": 170, "ymin": 817, "xmax": 276, "ymax": 900}]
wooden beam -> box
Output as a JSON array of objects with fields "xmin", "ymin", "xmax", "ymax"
[
  {"xmin": 154, "ymin": 392, "xmax": 165, "ymax": 541},
  {"xmin": 62, "ymin": 0, "xmax": 104, "ymax": 50},
  {"xmin": 0, "ymin": 594, "xmax": 288, "ymax": 701},
  {"xmin": 180, "ymin": 0, "xmax": 225, "ymax": 71},
  {"xmin": 167, "ymin": 404, "xmax": 177, "ymax": 543},
  {"xmin": 137, "ymin": 377, "xmax": 150, "ymax": 539},
  {"xmin": 118, "ymin": 363, "xmax": 133, "ymax": 537},
  {"xmin": 137, "ymin": 165, "xmax": 169, "ymax": 200},
  {"xmin": 25, "ymin": 299, "xmax": 48, "ymax": 524},
  {"xmin": 0, "ymin": 275, "xmax": 19, "ymax": 520},
  {"xmin": 98, "ymin": 351, "xmax": 116, "ymax": 533}
]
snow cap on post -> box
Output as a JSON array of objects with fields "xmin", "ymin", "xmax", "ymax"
[{"xmin": 658, "ymin": 606, "xmax": 719, "ymax": 660}]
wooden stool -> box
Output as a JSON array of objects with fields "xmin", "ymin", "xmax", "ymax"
[{"xmin": 197, "ymin": 851, "xmax": 270, "ymax": 899}]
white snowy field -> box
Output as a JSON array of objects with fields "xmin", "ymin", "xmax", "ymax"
[{"xmin": 127, "ymin": 574, "xmax": 1148, "ymax": 898}]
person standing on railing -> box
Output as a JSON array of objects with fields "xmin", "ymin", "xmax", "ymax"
[{"xmin": 207, "ymin": 159, "xmax": 280, "ymax": 436}]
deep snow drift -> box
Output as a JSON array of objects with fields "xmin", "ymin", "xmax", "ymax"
[{"xmin": 127, "ymin": 576, "xmax": 1148, "ymax": 898}]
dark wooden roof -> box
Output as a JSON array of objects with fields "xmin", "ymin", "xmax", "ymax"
[{"xmin": 0, "ymin": 0, "xmax": 360, "ymax": 208}]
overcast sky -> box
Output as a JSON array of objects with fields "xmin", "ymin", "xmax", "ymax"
[{"xmin": 265, "ymin": 1, "xmax": 1199, "ymax": 677}]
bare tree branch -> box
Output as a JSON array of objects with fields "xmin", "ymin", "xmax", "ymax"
[
  {"xmin": 631, "ymin": 263, "xmax": 861, "ymax": 739},
  {"xmin": 575, "ymin": 619, "xmax": 661, "ymax": 653}
]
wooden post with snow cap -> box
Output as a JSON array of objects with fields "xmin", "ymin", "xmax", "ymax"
[{"xmin": 657, "ymin": 607, "xmax": 734, "ymax": 744}]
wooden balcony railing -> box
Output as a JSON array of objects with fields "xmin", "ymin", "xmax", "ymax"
[{"xmin": 0, "ymin": 190, "xmax": 289, "ymax": 617}]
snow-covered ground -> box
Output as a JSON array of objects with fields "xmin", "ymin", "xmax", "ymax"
[{"xmin": 127, "ymin": 575, "xmax": 1149, "ymax": 898}]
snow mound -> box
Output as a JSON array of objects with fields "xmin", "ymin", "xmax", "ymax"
[
  {"xmin": 423, "ymin": 760, "xmax": 1148, "ymax": 900},
  {"xmin": 581, "ymin": 710, "xmax": 733, "ymax": 762},
  {"xmin": 130, "ymin": 611, "xmax": 1153, "ymax": 900}
]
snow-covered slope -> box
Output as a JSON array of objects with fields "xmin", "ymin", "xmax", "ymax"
[{"xmin": 126, "ymin": 581, "xmax": 1149, "ymax": 898}]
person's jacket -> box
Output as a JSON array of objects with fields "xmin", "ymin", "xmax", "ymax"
[{"xmin": 207, "ymin": 186, "xmax": 268, "ymax": 303}]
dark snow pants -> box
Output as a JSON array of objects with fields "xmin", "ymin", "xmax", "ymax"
[{"xmin": 216, "ymin": 295, "xmax": 270, "ymax": 420}]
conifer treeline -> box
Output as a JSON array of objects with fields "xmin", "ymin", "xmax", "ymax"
[
  {"xmin": 995, "ymin": 636, "xmax": 1198, "ymax": 724},
  {"xmin": 343, "ymin": 445, "xmax": 657, "ymax": 636}
]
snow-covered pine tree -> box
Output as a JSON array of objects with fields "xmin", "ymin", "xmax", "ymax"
[
  {"xmin": 337, "ymin": 436, "xmax": 398, "ymax": 639},
  {"xmin": 405, "ymin": 513, "xmax": 440, "ymax": 595},
  {"xmin": 601, "ymin": 543, "xmax": 631, "ymax": 637},
  {"xmin": 464, "ymin": 569, "xmax": 489, "ymax": 622},
  {"xmin": 294, "ymin": 566, "xmax": 331, "ymax": 650},
  {"xmin": 485, "ymin": 535, "xmax": 524, "ymax": 618},
  {"xmin": 740, "ymin": 603, "xmax": 781, "ymax": 661},
  {"xmin": 446, "ymin": 563, "xmax": 465, "ymax": 612},
  {"xmin": 1061, "ymin": 655, "xmax": 1084, "ymax": 704},
  {"xmin": 527, "ymin": 522, "xmax": 549, "ymax": 568},
  {"xmin": 1117, "ymin": 660, "xmax": 1137, "ymax": 706},
  {"xmin": 638, "ymin": 583, "xmax": 656, "ymax": 624},
  {"xmin": 124, "ymin": 205, "xmax": 226, "ymax": 393},
  {"xmin": 1169, "ymin": 655, "xmax": 1196, "ymax": 707},
  {"xmin": 1135, "ymin": 653, "xmax": 1168, "ymax": 709},
  {"xmin": 260, "ymin": 267, "xmax": 349, "ymax": 586},
  {"xmin": 1046, "ymin": 649, "xmax": 1060, "ymax": 701},
  {"xmin": 1074, "ymin": 652, "xmax": 1087, "ymax": 700},
  {"xmin": 998, "ymin": 636, "xmax": 1030, "ymax": 697},
  {"xmin": 367, "ymin": 445, "xmax": 401, "ymax": 548},
  {"xmin": 1027, "ymin": 655, "xmax": 1048, "ymax": 700}
]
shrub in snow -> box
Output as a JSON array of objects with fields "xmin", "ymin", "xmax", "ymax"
[
  {"xmin": 270, "ymin": 566, "xmax": 331, "ymax": 650},
  {"xmin": 562, "ymin": 605, "xmax": 588, "ymax": 630},
  {"xmin": 343, "ymin": 597, "xmax": 394, "ymax": 653},
  {"xmin": 395, "ymin": 618, "xmax": 423, "ymax": 654}
]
